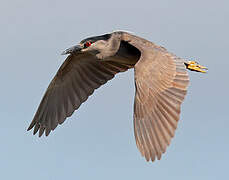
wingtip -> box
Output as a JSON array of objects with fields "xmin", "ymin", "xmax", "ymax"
[
  {"xmin": 27, "ymin": 125, "xmax": 33, "ymax": 131},
  {"xmin": 45, "ymin": 129, "xmax": 51, "ymax": 137},
  {"xmin": 61, "ymin": 51, "xmax": 67, "ymax": 55},
  {"xmin": 27, "ymin": 120, "xmax": 36, "ymax": 131}
]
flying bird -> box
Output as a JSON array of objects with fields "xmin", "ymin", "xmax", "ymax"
[{"xmin": 27, "ymin": 31, "xmax": 207, "ymax": 162}]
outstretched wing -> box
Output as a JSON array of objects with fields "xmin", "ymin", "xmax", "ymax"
[
  {"xmin": 122, "ymin": 32, "xmax": 189, "ymax": 161},
  {"xmin": 28, "ymin": 53, "xmax": 130, "ymax": 137}
]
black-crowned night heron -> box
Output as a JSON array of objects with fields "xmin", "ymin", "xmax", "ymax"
[{"xmin": 27, "ymin": 31, "xmax": 207, "ymax": 162}]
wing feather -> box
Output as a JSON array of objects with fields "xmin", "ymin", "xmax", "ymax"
[
  {"xmin": 28, "ymin": 53, "xmax": 130, "ymax": 136},
  {"xmin": 121, "ymin": 32, "xmax": 189, "ymax": 161}
]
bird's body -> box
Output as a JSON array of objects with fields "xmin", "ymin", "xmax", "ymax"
[{"xmin": 28, "ymin": 31, "xmax": 207, "ymax": 162}]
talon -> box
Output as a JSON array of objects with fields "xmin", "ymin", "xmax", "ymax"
[{"xmin": 185, "ymin": 60, "xmax": 208, "ymax": 73}]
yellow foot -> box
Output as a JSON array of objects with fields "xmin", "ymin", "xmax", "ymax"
[{"xmin": 185, "ymin": 61, "xmax": 208, "ymax": 73}]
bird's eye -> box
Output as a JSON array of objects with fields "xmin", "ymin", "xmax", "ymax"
[{"xmin": 84, "ymin": 41, "xmax": 92, "ymax": 48}]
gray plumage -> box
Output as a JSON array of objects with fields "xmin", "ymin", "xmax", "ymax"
[{"xmin": 28, "ymin": 31, "xmax": 206, "ymax": 162}]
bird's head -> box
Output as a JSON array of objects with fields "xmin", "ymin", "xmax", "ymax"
[
  {"xmin": 61, "ymin": 32, "xmax": 122, "ymax": 59},
  {"xmin": 61, "ymin": 33, "xmax": 112, "ymax": 55}
]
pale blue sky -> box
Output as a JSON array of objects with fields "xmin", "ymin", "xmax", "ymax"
[{"xmin": 1, "ymin": 0, "xmax": 228, "ymax": 179}]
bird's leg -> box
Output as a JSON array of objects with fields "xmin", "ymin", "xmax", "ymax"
[{"xmin": 184, "ymin": 61, "xmax": 208, "ymax": 73}]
